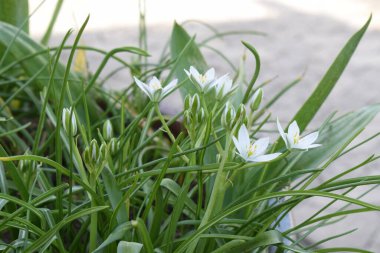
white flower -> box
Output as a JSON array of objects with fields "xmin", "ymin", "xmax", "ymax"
[
  {"xmin": 233, "ymin": 124, "xmax": 281, "ymax": 162},
  {"xmin": 214, "ymin": 75, "xmax": 234, "ymax": 98},
  {"xmin": 133, "ymin": 76, "xmax": 177, "ymax": 102},
  {"xmin": 62, "ymin": 107, "xmax": 77, "ymax": 136},
  {"xmin": 184, "ymin": 66, "xmax": 216, "ymax": 92},
  {"xmin": 277, "ymin": 118, "xmax": 321, "ymax": 150}
]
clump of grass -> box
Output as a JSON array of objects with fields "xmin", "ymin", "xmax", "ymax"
[{"xmin": 0, "ymin": 1, "xmax": 379, "ymax": 252}]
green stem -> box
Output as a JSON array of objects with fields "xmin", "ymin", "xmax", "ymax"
[
  {"xmin": 154, "ymin": 104, "xmax": 189, "ymax": 164},
  {"xmin": 41, "ymin": 0, "xmax": 64, "ymax": 45},
  {"xmin": 89, "ymin": 175, "xmax": 98, "ymax": 252},
  {"xmin": 187, "ymin": 134, "xmax": 232, "ymax": 252},
  {"xmin": 202, "ymin": 134, "xmax": 231, "ymax": 221}
]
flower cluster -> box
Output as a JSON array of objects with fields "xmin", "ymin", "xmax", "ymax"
[
  {"xmin": 233, "ymin": 120, "xmax": 321, "ymax": 163},
  {"xmin": 133, "ymin": 66, "xmax": 234, "ymax": 103},
  {"xmin": 133, "ymin": 66, "xmax": 321, "ymax": 164},
  {"xmin": 233, "ymin": 124, "xmax": 282, "ymax": 162}
]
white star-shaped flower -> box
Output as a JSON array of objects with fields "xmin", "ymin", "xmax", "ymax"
[
  {"xmin": 184, "ymin": 66, "xmax": 216, "ymax": 92},
  {"xmin": 133, "ymin": 76, "xmax": 177, "ymax": 102},
  {"xmin": 214, "ymin": 75, "xmax": 235, "ymax": 98},
  {"xmin": 277, "ymin": 118, "xmax": 321, "ymax": 150},
  {"xmin": 233, "ymin": 124, "xmax": 281, "ymax": 162}
]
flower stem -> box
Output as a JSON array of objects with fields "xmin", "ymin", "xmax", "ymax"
[
  {"xmin": 89, "ymin": 175, "xmax": 98, "ymax": 252},
  {"xmin": 187, "ymin": 133, "xmax": 232, "ymax": 252},
  {"xmin": 154, "ymin": 104, "xmax": 189, "ymax": 163},
  {"xmin": 202, "ymin": 133, "xmax": 231, "ymax": 220}
]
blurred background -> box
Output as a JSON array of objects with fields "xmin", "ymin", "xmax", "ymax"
[{"xmin": 29, "ymin": 0, "xmax": 380, "ymax": 250}]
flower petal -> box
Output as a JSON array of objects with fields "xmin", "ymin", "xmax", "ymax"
[
  {"xmin": 298, "ymin": 131, "xmax": 319, "ymax": 147},
  {"xmin": 149, "ymin": 76, "xmax": 161, "ymax": 87},
  {"xmin": 307, "ymin": 144, "xmax": 322, "ymax": 149},
  {"xmin": 233, "ymin": 136, "xmax": 247, "ymax": 159},
  {"xmin": 253, "ymin": 137, "xmax": 269, "ymax": 156},
  {"xmin": 162, "ymin": 79, "xmax": 178, "ymax": 97},
  {"xmin": 214, "ymin": 75, "xmax": 227, "ymax": 94},
  {"xmin": 134, "ymin": 76, "xmax": 153, "ymax": 100},
  {"xmin": 277, "ymin": 118, "xmax": 289, "ymax": 148},
  {"xmin": 205, "ymin": 67, "xmax": 215, "ymax": 81},
  {"xmin": 292, "ymin": 141, "xmax": 321, "ymax": 150},
  {"xmin": 238, "ymin": 124, "xmax": 250, "ymax": 150},
  {"xmin": 189, "ymin": 66, "xmax": 200, "ymax": 77},
  {"xmin": 184, "ymin": 69, "xmax": 191, "ymax": 77},
  {"xmin": 249, "ymin": 153, "xmax": 282, "ymax": 162},
  {"xmin": 288, "ymin": 121, "xmax": 300, "ymax": 138},
  {"xmin": 223, "ymin": 78, "xmax": 233, "ymax": 95}
]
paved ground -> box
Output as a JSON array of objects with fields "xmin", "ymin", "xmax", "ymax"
[{"xmin": 30, "ymin": 0, "xmax": 380, "ymax": 250}]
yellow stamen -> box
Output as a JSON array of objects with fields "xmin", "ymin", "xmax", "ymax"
[
  {"xmin": 293, "ymin": 133, "xmax": 300, "ymax": 144},
  {"xmin": 247, "ymin": 144, "xmax": 257, "ymax": 157},
  {"xmin": 151, "ymin": 81, "xmax": 162, "ymax": 91},
  {"xmin": 199, "ymin": 74, "xmax": 207, "ymax": 84}
]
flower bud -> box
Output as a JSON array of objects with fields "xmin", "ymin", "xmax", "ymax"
[
  {"xmin": 83, "ymin": 147, "xmax": 93, "ymax": 173},
  {"xmin": 216, "ymin": 154, "xmax": 222, "ymax": 163},
  {"xmin": 190, "ymin": 94, "xmax": 200, "ymax": 114},
  {"xmin": 62, "ymin": 107, "xmax": 77, "ymax": 136},
  {"xmin": 19, "ymin": 151, "xmax": 37, "ymax": 172},
  {"xmin": 235, "ymin": 104, "xmax": 246, "ymax": 123},
  {"xmin": 83, "ymin": 139, "xmax": 108, "ymax": 173},
  {"xmin": 90, "ymin": 139, "xmax": 100, "ymax": 162},
  {"xmin": 184, "ymin": 94, "xmax": 200, "ymax": 114},
  {"xmin": 250, "ymin": 88, "xmax": 263, "ymax": 111},
  {"xmin": 97, "ymin": 143, "xmax": 108, "ymax": 167},
  {"xmin": 19, "ymin": 159, "xmax": 26, "ymax": 171},
  {"xmin": 184, "ymin": 94, "xmax": 191, "ymax": 111},
  {"xmin": 103, "ymin": 119, "xmax": 113, "ymax": 141},
  {"xmin": 183, "ymin": 110, "xmax": 193, "ymax": 128},
  {"xmin": 242, "ymin": 115, "xmax": 248, "ymax": 126},
  {"xmin": 221, "ymin": 102, "xmax": 236, "ymax": 130},
  {"xmin": 196, "ymin": 108, "xmax": 205, "ymax": 123},
  {"xmin": 108, "ymin": 138, "xmax": 120, "ymax": 155}
]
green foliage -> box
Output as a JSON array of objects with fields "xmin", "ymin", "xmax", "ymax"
[
  {"xmin": 0, "ymin": 0, "xmax": 29, "ymax": 33},
  {"xmin": 0, "ymin": 2, "xmax": 378, "ymax": 252}
]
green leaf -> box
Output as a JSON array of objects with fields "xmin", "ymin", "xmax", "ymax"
[
  {"xmin": 132, "ymin": 218, "xmax": 154, "ymax": 253},
  {"xmin": 241, "ymin": 41, "xmax": 260, "ymax": 104},
  {"xmin": 293, "ymin": 105, "xmax": 380, "ymax": 171},
  {"xmin": 315, "ymin": 247, "xmax": 372, "ymax": 253},
  {"xmin": 117, "ymin": 241, "xmax": 143, "ymax": 253},
  {"xmin": 266, "ymin": 105, "xmax": 380, "ymax": 190},
  {"xmin": 24, "ymin": 206, "xmax": 108, "ymax": 253},
  {"xmin": 160, "ymin": 178, "xmax": 198, "ymax": 217},
  {"xmin": 211, "ymin": 230, "xmax": 283, "ymax": 253},
  {"xmin": 102, "ymin": 166, "xmax": 128, "ymax": 223},
  {"xmin": 280, "ymin": 15, "xmax": 372, "ymax": 141},
  {"xmin": 93, "ymin": 221, "xmax": 133, "ymax": 253},
  {"xmin": 0, "ymin": 0, "xmax": 29, "ymax": 33},
  {"xmin": 170, "ymin": 22, "xmax": 208, "ymax": 97},
  {"xmin": 0, "ymin": 21, "xmax": 100, "ymax": 121},
  {"xmin": 0, "ymin": 193, "xmax": 44, "ymax": 223},
  {"xmin": 0, "ymin": 145, "xmax": 28, "ymax": 200},
  {"xmin": 0, "ymin": 161, "xmax": 8, "ymax": 194},
  {"xmin": 175, "ymin": 190, "xmax": 380, "ymax": 253}
]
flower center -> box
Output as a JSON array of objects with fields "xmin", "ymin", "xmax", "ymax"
[
  {"xmin": 199, "ymin": 74, "xmax": 207, "ymax": 84},
  {"xmin": 293, "ymin": 133, "xmax": 300, "ymax": 144},
  {"xmin": 247, "ymin": 144, "xmax": 257, "ymax": 157},
  {"xmin": 150, "ymin": 81, "xmax": 162, "ymax": 91}
]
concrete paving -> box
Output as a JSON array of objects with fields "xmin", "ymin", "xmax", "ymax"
[{"xmin": 29, "ymin": 0, "xmax": 380, "ymax": 250}]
